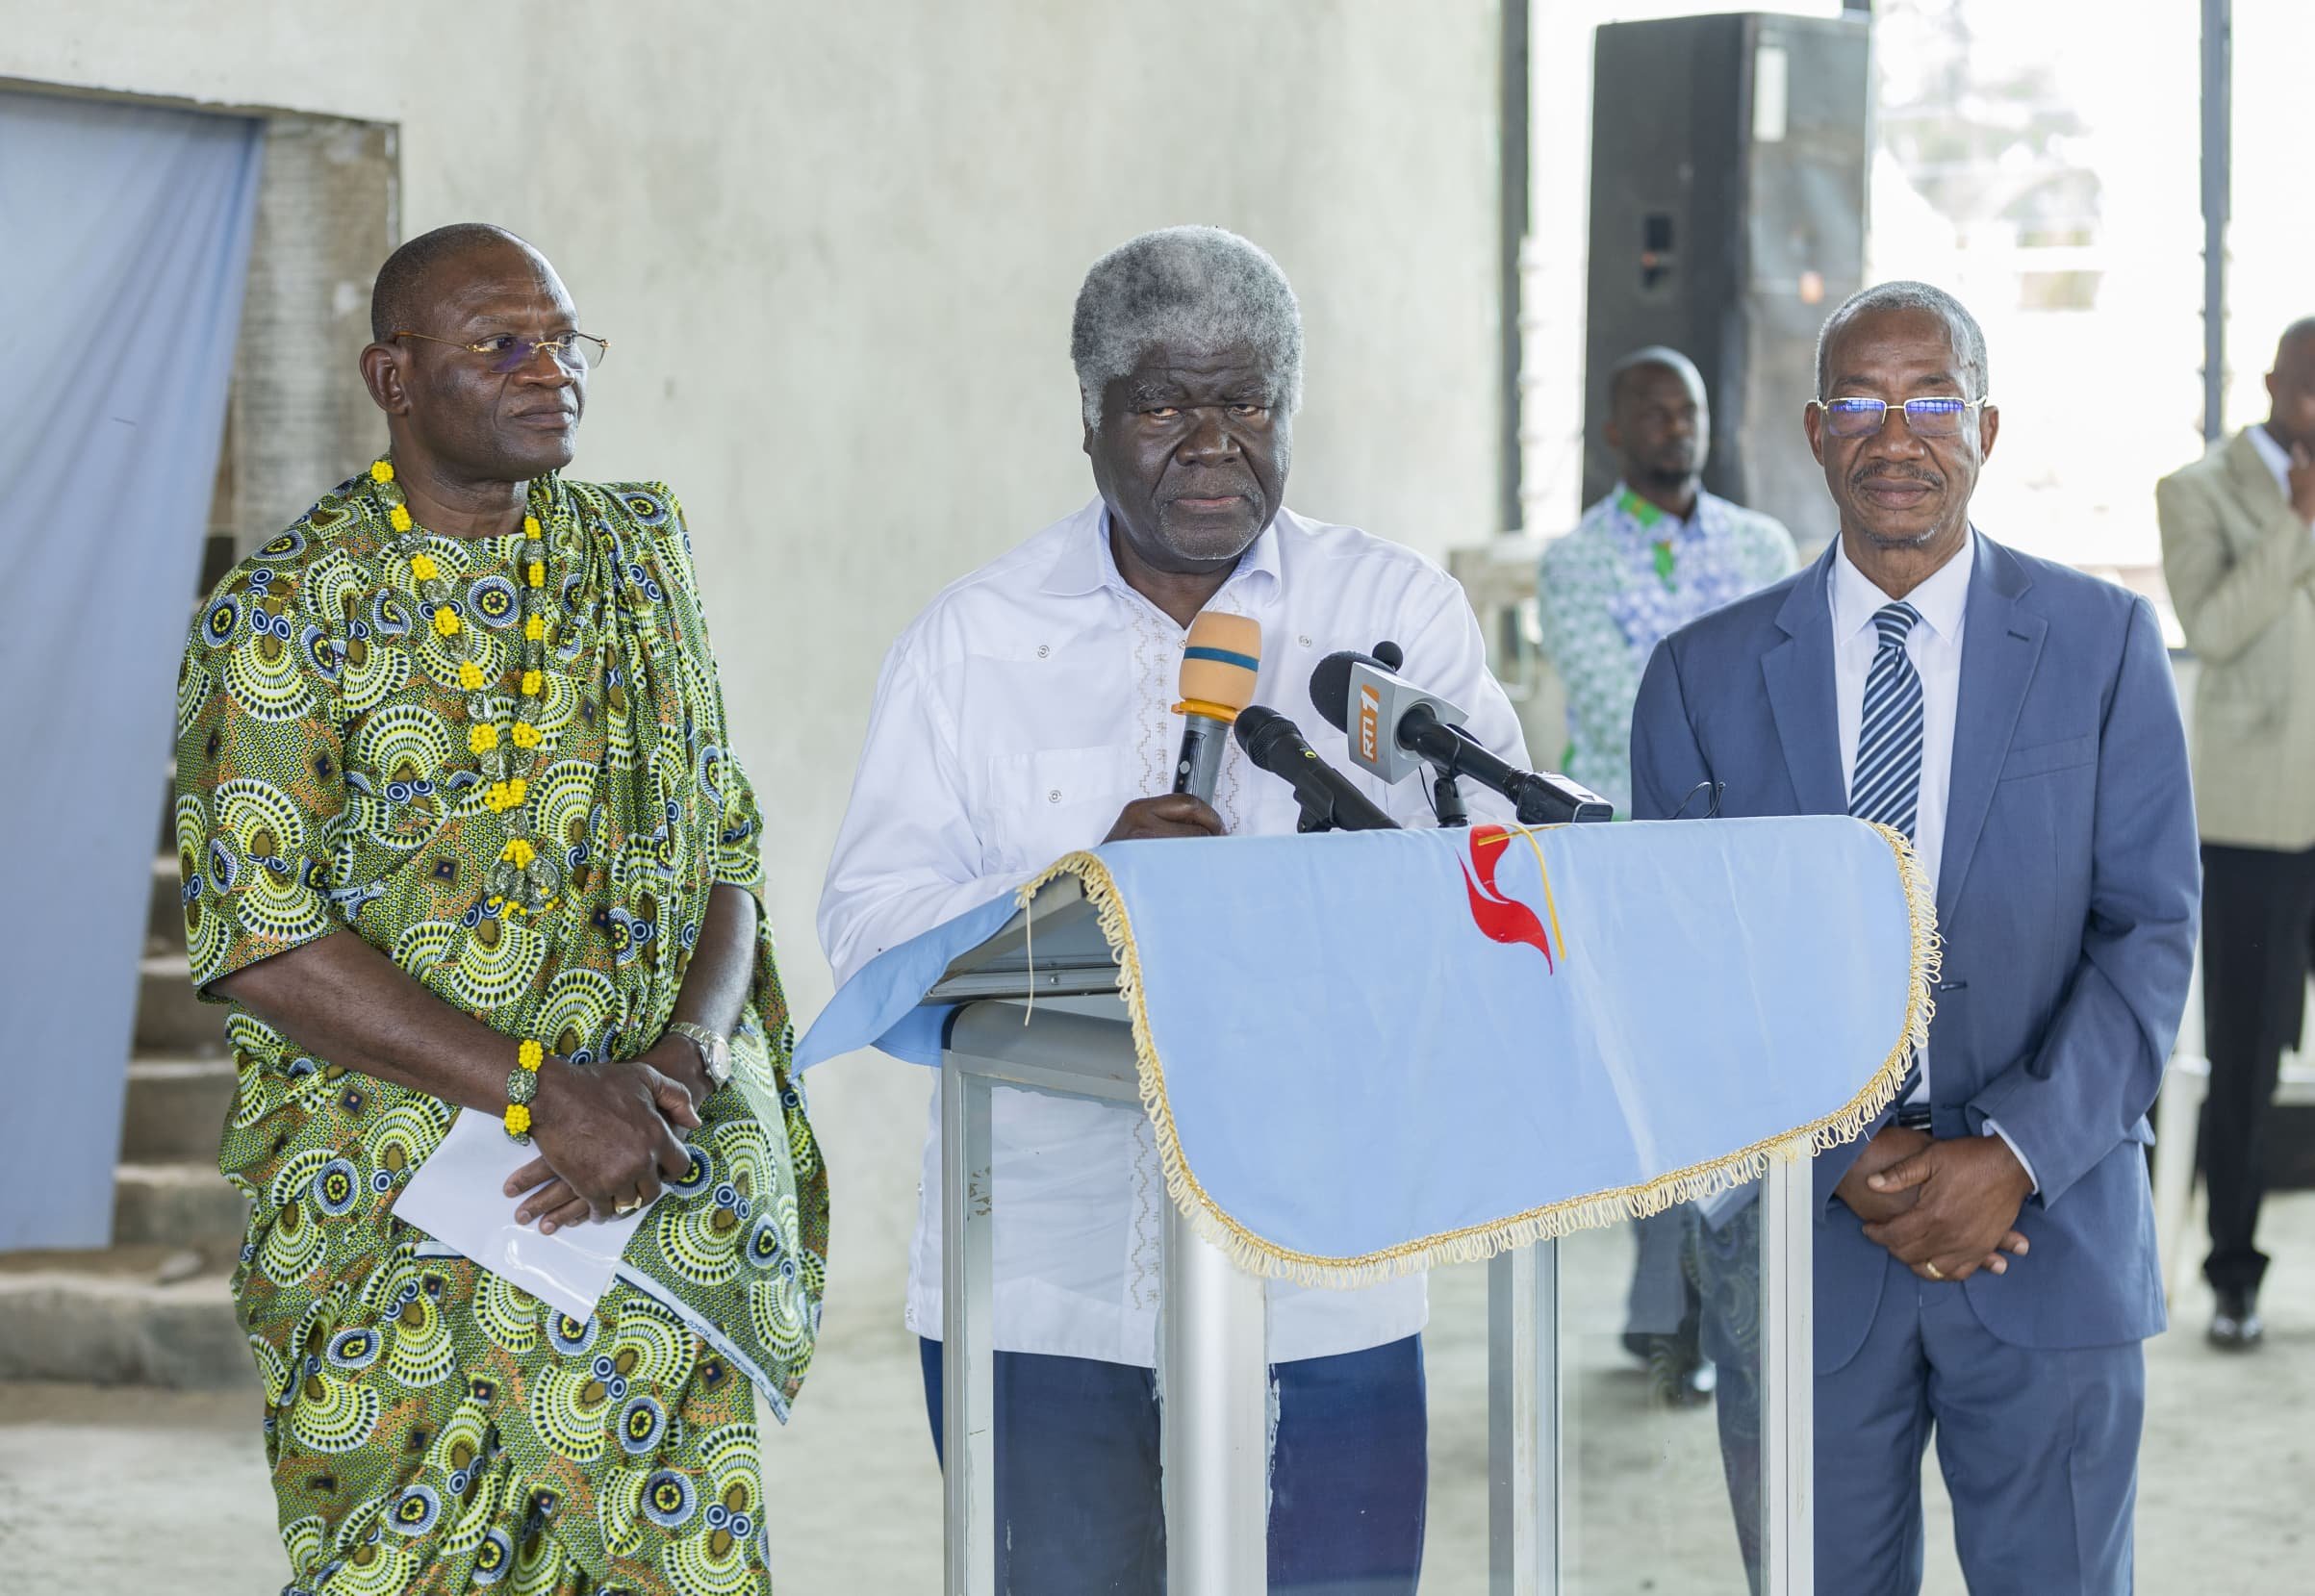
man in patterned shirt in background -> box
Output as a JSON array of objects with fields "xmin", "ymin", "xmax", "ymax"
[{"xmin": 1537, "ymin": 345, "xmax": 1796, "ymax": 1404}]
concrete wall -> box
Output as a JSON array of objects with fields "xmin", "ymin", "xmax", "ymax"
[
  {"xmin": 231, "ymin": 113, "xmax": 398, "ymax": 552},
  {"xmin": 0, "ymin": 2, "xmax": 1507, "ymax": 1320}
]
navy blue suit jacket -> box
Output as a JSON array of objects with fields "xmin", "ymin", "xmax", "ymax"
[{"xmin": 1631, "ymin": 532, "xmax": 2199, "ymax": 1371}]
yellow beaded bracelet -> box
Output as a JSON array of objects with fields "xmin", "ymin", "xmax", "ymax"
[{"xmin": 504, "ymin": 1040, "xmax": 547, "ymax": 1143}]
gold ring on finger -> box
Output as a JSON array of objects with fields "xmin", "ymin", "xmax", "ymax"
[
  {"xmin": 1923, "ymin": 1260, "xmax": 1945, "ymax": 1280},
  {"xmin": 614, "ymin": 1197, "xmax": 642, "ymax": 1216}
]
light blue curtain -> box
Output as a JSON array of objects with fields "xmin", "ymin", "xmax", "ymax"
[{"xmin": 0, "ymin": 90, "xmax": 263, "ymax": 1249}]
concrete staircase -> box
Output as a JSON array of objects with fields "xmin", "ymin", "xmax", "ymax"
[{"xmin": 0, "ymin": 838, "xmax": 255, "ymax": 1388}]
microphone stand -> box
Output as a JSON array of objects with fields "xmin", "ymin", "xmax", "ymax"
[
  {"xmin": 1430, "ymin": 770, "xmax": 1469, "ymax": 828},
  {"xmin": 1294, "ymin": 790, "xmax": 1402, "ymax": 835},
  {"xmin": 1298, "ymin": 771, "xmax": 1464, "ymax": 830}
]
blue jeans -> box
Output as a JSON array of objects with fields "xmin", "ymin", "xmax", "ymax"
[{"xmin": 919, "ymin": 1334, "xmax": 1428, "ymax": 1594}]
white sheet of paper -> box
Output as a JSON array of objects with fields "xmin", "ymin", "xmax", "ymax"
[{"xmin": 394, "ymin": 1108, "xmax": 657, "ymax": 1322}]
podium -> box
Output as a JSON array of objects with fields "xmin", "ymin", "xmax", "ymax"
[{"xmin": 923, "ymin": 871, "xmax": 1820, "ymax": 1596}]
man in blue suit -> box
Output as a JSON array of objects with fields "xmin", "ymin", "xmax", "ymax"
[{"xmin": 1631, "ymin": 281, "xmax": 2198, "ymax": 1594}]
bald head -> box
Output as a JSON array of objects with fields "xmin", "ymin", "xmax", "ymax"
[
  {"xmin": 1608, "ymin": 344, "xmax": 1704, "ymax": 409},
  {"xmin": 1606, "ymin": 344, "xmax": 1710, "ymax": 497},
  {"xmin": 358, "ymin": 224, "xmax": 585, "ymax": 491},
  {"xmin": 2267, "ymin": 317, "xmax": 2315, "ymax": 453},
  {"xmin": 369, "ymin": 222, "xmax": 537, "ymax": 342}
]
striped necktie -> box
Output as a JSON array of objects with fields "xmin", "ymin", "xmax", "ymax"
[
  {"xmin": 1852, "ymin": 599, "xmax": 1927, "ymax": 1112},
  {"xmin": 1851, "ymin": 601, "xmax": 1924, "ymax": 838}
]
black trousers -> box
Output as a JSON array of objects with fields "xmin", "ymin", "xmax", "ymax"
[{"xmin": 2197, "ymin": 841, "xmax": 2315, "ymax": 1295}]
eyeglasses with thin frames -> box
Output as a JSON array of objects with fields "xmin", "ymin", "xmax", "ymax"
[
  {"xmin": 1813, "ymin": 394, "xmax": 1991, "ymax": 439},
  {"xmin": 392, "ymin": 330, "xmax": 609, "ymax": 374}
]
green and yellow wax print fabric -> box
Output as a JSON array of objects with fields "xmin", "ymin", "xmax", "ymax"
[{"xmin": 174, "ymin": 469, "xmax": 828, "ymax": 1596}]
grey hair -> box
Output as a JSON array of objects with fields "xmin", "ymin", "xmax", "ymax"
[
  {"xmin": 1608, "ymin": 344, "xmax": 1705, "ymax": 406},
  {"xmin": 1814, "ymin": 280, "xmax": 1990, "ymax": 400},
  {"xmin": 1071, "ymin": 226, "xmax": 1303, "ymax": 428}
]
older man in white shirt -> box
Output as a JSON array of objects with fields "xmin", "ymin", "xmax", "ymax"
[{"xmin": 819, "ymin": 226, "xmax": 1526, "ymax": 1594}]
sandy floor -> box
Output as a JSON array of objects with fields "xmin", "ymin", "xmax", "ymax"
[{"xmin": 4, "ymin": 1197, "xmax": 2307, "ymax": 1594}]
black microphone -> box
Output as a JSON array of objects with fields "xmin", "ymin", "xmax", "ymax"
[
  {"xmin": 1309, "ymin": 647, "xmax": 1614, "ymax": 826},
  {"xmin": 1234, "ymin": 705, "xmax": 1401, "ymax": 833},
  {"xmin": 1309, "ymin": 646, "xmax": 1395, "ymax": 736}
]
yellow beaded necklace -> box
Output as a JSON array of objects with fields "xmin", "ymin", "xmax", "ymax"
[
  {"xmin": 366, "ymin": 459, "xmax": 561, "ymax": 1143},
  {"xmin": 366, "ymin": 457, "xmax": 566, "ymax": 918}
]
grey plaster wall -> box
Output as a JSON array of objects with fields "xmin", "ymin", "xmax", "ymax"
[
  {"xmin": 1, "ymin": 1, "xmax": 1507, "ymax": 1320},
  {"xmin": 232, "ymin": 113, "xmax": 397, "ymax": 554}
]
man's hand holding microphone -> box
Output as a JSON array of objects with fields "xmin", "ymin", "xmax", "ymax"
[{"xmin": 1105, "ymin": 611, "xmax": 1259, "ymax": 842}]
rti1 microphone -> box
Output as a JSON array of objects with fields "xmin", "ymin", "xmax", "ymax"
[
  {"xmin": 1172, "ymin": 612, "xmax": 1262, "ymax": 802},
  {"xmin": 1310, "ymin": 647, "xmax": 1615, "ymax": 825},
  {"xmin": 1234, "ymin": 705, "xmax": 1401, "ymax": 833}
]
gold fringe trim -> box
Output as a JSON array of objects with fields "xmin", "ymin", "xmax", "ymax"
[{"xmin": 1013, "ymin": 820, "xmax": 1939, "ymax": 1288}]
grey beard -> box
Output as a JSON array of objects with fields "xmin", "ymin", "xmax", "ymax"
[
  {"xmin": 1856, "ymin": 511, "xmax": 1977, "ymax": 559},
  {"xmin": 1861, "ymin": 524, "xmax": 1944, "ymax": 551}
]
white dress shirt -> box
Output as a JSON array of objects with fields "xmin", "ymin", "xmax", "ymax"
[
  {"xmin": 818, "ymin": 498, "xmax": 1529, "ymax": 1367},
  {"xmin": 2248, "ymin": 424, "xmax": 2312, "ymax": 530},
  {"xmin": 1829, "ymin": 534, "xmax": 2035, "ymax": 1187},
  {"xmin": 1830, "ymin": 535, "xmax": 1971, "ymax": 898}
]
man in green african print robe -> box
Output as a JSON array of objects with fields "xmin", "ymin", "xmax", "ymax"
[{"xmin": 174, "ymin": 223, "xmax": 827, "ymax": 1596}]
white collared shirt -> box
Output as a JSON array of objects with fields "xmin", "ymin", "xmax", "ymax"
[
  {"xmin": 1828, "ymin": 534, "xmax": 2035, "ymax": 1186},
  {"xmin": 2248, "ymin": 424, "xmax": 2312, "ymax": 531},
  {"xmin": 818, "ymin": 498, "xmax": 1530, "ymax": 1367},
  {"xmin": 1830, "ymin": 534, "xmax": 1972, "ymax": 897},
  {"xmin": 2248, "ymin": 423, "xmax": 2290, "ymax": 494}
]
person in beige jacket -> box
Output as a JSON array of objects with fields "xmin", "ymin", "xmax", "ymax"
[{"xmin": 2157, "ymin": 317, "xmax": 2315, "ymax": 1350}]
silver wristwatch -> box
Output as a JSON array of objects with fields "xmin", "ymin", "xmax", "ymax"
[{"xmin": 667, "ymin": 1022, "xmax": 732, "ymax": 1089}]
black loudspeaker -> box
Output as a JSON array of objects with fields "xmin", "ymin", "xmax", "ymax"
[{"xmin": 1582, "ymin": 13, "xmax": 1871, "ymax": 550}]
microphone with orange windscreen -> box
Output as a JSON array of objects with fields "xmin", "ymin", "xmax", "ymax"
[{"xmin": 1171, "ymin": 612, "xmax": 1263, "ymax": 803}]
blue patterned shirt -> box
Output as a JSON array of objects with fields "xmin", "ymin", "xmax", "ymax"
[{"xmin": 1538, "ymin": 484, "xmax": 1797, "ymax": 816}]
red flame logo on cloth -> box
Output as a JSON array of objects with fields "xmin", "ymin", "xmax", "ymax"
[{"xmin": 1461, "ymin": 824, "xmax": 1554, "ymax": 972}]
